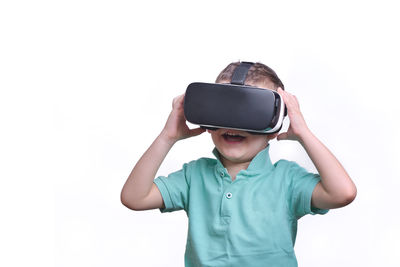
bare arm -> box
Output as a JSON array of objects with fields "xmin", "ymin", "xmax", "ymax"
[
  {"xmin": 121, "ymin": 94, "xmax": 205, "ymax": 211},
  {"xmin": 121, "ymin": 133, "xmax": 175, "ymax": 210},
  {"xmin": 299, "ymin": 130, "xmax": 357, "ymax": 209},
  {"xmin": 277, "ymin": 88, "xmax": 357, "ymax": 210}
]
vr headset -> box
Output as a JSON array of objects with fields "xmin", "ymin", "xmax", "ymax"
[{"xmin": 183, "ymin": 61, "xmax": 287, "ymax": 134}]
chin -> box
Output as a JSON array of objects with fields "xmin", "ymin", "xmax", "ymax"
[
  {"xmin": 211, "ymin": 132, "xmax": 267, "ymax": 162},
  {"xmin": 217, "ymin": 146, "xmax": 251, "ymax": 162}
]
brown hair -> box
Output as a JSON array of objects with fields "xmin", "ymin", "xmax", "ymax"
[{"xmin": 215, "ymin": 61, "xmax": 284, "ymax": 90}]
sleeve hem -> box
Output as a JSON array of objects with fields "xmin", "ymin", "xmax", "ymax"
[
  {"xmin": 305, "ymin": 177, "xmax": 329, "ymax": 216},
  {"xmin": 153, "ymin": 178, "xmax": 174, "ymax": 213}
]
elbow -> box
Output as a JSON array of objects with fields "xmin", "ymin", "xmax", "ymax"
[
  {"xmin": 346, "ymin": 182, "xmax": 357, "ymax": 204},
  {"xmin": 120, "ymin": 190, "xmax": 138, "ymax": 211},
  {"xmin": 338, "ymin": 186, "xmax": 357, "ymax": 207},
  {"xmin": 347, "ymin": 187, "xmax": 357, "ymax": 204},
  {"xmin": 120, "ymin": 192, "xmax": 130, "ymax": 209}
]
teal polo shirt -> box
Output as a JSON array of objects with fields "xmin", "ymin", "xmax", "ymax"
[{"xmin": 153, "ymin": 145, "xmax": 328, "ymax": 267}]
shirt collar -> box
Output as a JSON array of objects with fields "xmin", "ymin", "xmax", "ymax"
[{"xmin": 212, "ymin": 145, "xmax": 274, "ymax": 177}]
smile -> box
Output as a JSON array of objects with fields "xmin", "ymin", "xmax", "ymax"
[{"xmin": 222, "ymin": 131, "xmax": 246, "ymax": 143}]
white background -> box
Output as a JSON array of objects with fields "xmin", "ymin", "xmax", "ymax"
[{"xmin": 1, "ymin": 1, "xmax": 399, "ymax": 266}]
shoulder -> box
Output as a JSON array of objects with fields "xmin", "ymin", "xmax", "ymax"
[
  {"xmin": 273, "ymin": 159, "xmax": 313, "ymax": 181},
  {"xmin": 181, "ymin": 157, "xmax": 217, "ymax": 181},
  {"xmin": 273, "ymin": 159, "xmax": 301, "ymax": 171},
  {"xmin": 185, "ymin": 157, "xmax": 217, "ymax": 170}
]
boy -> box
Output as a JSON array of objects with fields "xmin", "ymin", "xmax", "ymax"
[{"xmin": 121, "ymin": 62, "xmax": 357, "ymax": 266}]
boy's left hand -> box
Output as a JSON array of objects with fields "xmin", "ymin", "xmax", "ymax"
[{"xmin": 276, "ymin": 87, "xmax": 311, "ymax": 142}]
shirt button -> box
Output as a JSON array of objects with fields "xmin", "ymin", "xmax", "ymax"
[
  {"xmin": 226, "ymin": 192, "xmax": 233, "ymax": 199},
  {"xmin": 220, "ymin": 171, "xmax": 224, "ymax": 177}
]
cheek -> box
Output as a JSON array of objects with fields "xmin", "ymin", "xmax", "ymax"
[
  {"xmin": 247, "ymin": 136, "xmax": 268, "ymax": 147},
  {"xmin": 210, "ymin": 133, "xmax": 221, "ymax": 144}
]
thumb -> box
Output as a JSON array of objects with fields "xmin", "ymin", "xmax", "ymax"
[
  {"xmin": 189, "ymin": 127, "xmax": 206, "ymax": 137},
  {"xmin": 277, "ymin": 132, "xmax": 288, "ymax": 141}
]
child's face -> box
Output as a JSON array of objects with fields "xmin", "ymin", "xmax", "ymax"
[{"xmin": 208, "ymin": 79, "xmax": 279, "ymax": 166}]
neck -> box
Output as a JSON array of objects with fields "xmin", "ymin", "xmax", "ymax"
[
  {"xmin": 218, "ymin": 144, "xmax": 270, "ymax": 181},
  {"xmin": 220, "ymin": 158, "xmax": 251, "ymax": 181}
]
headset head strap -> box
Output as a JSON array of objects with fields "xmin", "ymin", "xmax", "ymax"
[{"xmin": 230, "ymin": 61, "xmax": 254, "ymax": 85}]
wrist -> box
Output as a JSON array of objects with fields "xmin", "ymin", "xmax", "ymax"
[
  {"xmin": 298, "ymin": 128, "xmax": 314, "ymax": 146},
  {"xmin": 158, "ymin": 130, "xmax": 179, "ymax": 146}
]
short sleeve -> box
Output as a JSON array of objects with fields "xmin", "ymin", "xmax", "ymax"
[
  {"xmin": 287, "ymin": 162, "xmax": 329, "ymax": 219},
  {"xmin": 153, "ymin": 163, "xmax": 190, "ymax": 213}
]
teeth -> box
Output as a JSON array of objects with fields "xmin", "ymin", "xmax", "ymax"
[{"xmin": 224, "ymin": 132, "xmax": 244, "ymax": 137}]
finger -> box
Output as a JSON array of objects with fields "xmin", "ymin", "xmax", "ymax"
[
  {"xmin": 172, "ymin": 95, "xmax": 180, "ymax": 108},
  {"xmin": 283, "ymin": 91, "xmax": 295, "ymax": 104},
  {"xmin": 285, "ymin": 93, "xmax": 300, "ymax": 111},
  {"xmin": 277, "ymin": 87, "xmax": 285, "ymax": 97},
  {"xmin": 189, "ymin": 127, "xmax": 206, "ymax": 137},
  {"xmin": 173, "ymin": 93, "xmax": 185, "ymax": 108},
  {"xmin": 278, "ymin": 87, "xmax": 287, "ymax": 104},
  {"xmin": 279, "ymin": 89, "xmax": 298, "ymax": 111},
  {"xmin": 277, "ymin": 132, "xmax": 288, "ymax": 141},
  {"xmin": 278, "ymin": 88, "xmax": 294, "ymax": 114},
  {"xmin": 278, "ymin": 87, "xmax": 290, "ymax": 104},
  {"xmin": 278, "ymin": 87, "xmax": 289, "ymax": 95},
  {"xmin": 179, "ymin": 93, "xmax": 186, "ymax": 106},
  {"xmin": 292, "ymin": 95, "xmax": 300, "ymax": 109}
]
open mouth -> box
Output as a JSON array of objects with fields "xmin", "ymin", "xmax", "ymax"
[{"xmin": 222, "ymin": 131, "xmax": 246, "ymax": 143}]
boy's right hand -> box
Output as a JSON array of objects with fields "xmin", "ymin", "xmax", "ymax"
[{"xmin": 160, "ymin": 93, "xmax": 206, "ymax": 144}]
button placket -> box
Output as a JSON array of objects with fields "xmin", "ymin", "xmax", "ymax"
[
  {"xmin": 218, "ymin": 168, "xmax": 233, "ymax": 182},
  {"xmin": 220, "ymin": 182, "xmax": 234, "ymax": 219}
]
